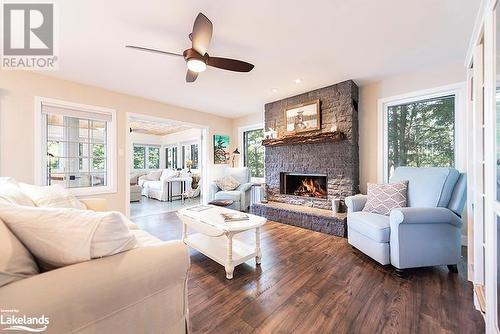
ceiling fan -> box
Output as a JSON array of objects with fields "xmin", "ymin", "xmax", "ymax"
[{"xmin": 126, "ymin": 12, "xmax": 254, "ymax": 83}]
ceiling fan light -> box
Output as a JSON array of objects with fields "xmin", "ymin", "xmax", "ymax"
[{"xmin": 187, "ymin": 58, "xmax": 207, "ymax": 72}]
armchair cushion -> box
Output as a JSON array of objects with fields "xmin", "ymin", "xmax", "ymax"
[
  {"xmin": 226, "ymin": 167, "xmax": 251, "ymax": 185},
  {"xmin": 390, "ymin": 167, "xmax": 459, "ymax": 208},
  {"xmin": 362, "ymin": 181, "xmax": 408, "ymax": 216},
  {"xmin": 348, "ymin": 212, "xmax": 390, "ymax": 243},
  {"xmin": 214, "ymin": 190, "xmax": 241, "ymax": 202}
]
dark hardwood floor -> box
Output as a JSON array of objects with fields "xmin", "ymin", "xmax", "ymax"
[{"xmin": 132, "ymin": 212, "xmax": 484, "ymax": 334}]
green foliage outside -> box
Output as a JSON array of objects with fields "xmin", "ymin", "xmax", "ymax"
[
  {"xmin": 148, "ymin": 147, "xmax": 160, "ymax": 169},
  {"xmin": 244, "ymin": 129, "xmax": 265, "ymax": 178},
  {"xmin": 387, "ymin": 96, "xmax": 454, "ymax": 177},
  {"xmin": 134, "ymin": 146, "xmax": 145, "ymax": 169},
  {"xmin": 92, "ymin": 144, "xmax": 105, "ymax": 170}
]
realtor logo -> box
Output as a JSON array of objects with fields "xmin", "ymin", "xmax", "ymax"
[{"xmin": 2, "ymin": 2, "xmax": 58, "ymax": 69}]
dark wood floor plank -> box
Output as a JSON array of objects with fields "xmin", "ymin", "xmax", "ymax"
[{"xmin": 132, "ymin": 211, "xmax": 484, "ymax": 334}]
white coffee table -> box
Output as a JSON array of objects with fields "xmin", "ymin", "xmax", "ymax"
[{"xmin": 177, "ymin": 205, "xmax": 267, "ymax": 279}]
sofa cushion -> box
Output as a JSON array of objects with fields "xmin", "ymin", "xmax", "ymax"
[
  {"xmin": 362, "ymin": 181, "xmax": 408, "ymax": 216},
  {"xmin": 0, "ymin": 179, "xmax": 35, "ymax": 206},
  {"xmin": 348, "ymin": 212, "xmax": 390, "ymax": 243},
  {"xmin": 215, "ymin": 175, "xmax": 240, "ymax": 191},
  {"xmin": 0, "ymin": 219, "xmax": 39, "ymax": 287},
  {"xmin": 144, "ymin": 180, "xmax": 162, "ymax": 191},
  {"xmin": 18, "ymin": 183, "xmax": 86, "ymax": 209},
  {"xmin": 214, "ymin": 190, "xmax": 242, "ymax": 202},
  {"xmin": 390, "ymin": 167, "xmax": 460, "ymax": 208},
  {"xmin": 0, "ymin": 205, "xmax": 137, "ymax": 269}
]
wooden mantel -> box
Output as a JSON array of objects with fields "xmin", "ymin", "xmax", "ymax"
[{"xmin": 261, "ymin": 131, "xmax": 345, "ymax": 147}]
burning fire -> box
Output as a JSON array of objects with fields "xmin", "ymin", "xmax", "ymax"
[{"xmin": 294, "ymin": 178, "xmax": 327, "ymax": 198}]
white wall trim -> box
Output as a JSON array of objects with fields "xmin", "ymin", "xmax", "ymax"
[
  {"xmin": 377, "ymin": 82, "xmax": 466, "ymax": 183},
  {"xmin": 34, "ymin": 96, "xmax": 117, "ymax": 196}
]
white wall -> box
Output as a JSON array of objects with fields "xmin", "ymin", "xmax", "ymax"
[
  {"xmin": 358, "ymin": 60, "xmax": 467, "ymax": 193},
  {"xmin": 0, "ymin": 70, "xmax": 234, "ymax": 214}
]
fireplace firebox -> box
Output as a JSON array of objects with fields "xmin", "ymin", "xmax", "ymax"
[{"xmin": 280, "ymin": 172, "xmax": 328, "ymax": 199}]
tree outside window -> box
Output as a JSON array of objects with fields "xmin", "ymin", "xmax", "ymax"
[
  {"xmin": 133, "ymin": 146, "xmax": 145, "ymax": 169},
  {"xmin": 387, "ymin": 95, "xmax": 455, "ymax": 179},
  {"xmin": 148, "ymin": 147, "xmax": 160, "ymax": 169},
  {"xmin": 244, "ymin": 129, "xmax": 265, "ymax": 179}
]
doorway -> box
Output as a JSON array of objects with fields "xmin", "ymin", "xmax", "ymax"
[{"xmin": 125, "ymin": 113, "xmax": 209, "ymax": 218}]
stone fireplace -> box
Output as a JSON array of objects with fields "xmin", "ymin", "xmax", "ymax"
[
  {"xmin": 251, "ymin": 80, "xmax": 359, "ymax": 237},
  {"xmin": 264, "ymin": 80, "xmax": 359, "ymax": 209}
]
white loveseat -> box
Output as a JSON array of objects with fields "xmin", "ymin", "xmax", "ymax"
[
  {"xmin": 0, "ymin": 181, "xmax": 190, "ymax": 333},
  {"xmin": 139, "ymin": 169, "xmax": 193, "ymax": 202}
]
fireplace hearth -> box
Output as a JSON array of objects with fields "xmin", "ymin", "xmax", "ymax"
[{"xmin": 280, "ymin": 172, "xmax": 328, "ymax": 199}]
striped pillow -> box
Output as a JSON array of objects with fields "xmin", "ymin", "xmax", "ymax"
[{"xmin": 362, "ymin": 181, "xmax": 408, "ymax": 216}]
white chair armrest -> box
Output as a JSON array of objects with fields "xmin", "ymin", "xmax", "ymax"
[{"xmin": 345, "ymin": 195, "xmax": 367, "ymax": 213}]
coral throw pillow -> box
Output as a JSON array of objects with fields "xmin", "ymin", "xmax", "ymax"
[{"xmin": 362, "ymin": 181, "xmax": 408, "ymax": 216}]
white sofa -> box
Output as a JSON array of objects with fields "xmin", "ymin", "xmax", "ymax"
[
  {"xmin": 0, "ymin": 188, "xmax": 190, "ymax": 333},
  {"xmin": 139, "ymin": 169, "xmax": 193, "ymax": 202}
]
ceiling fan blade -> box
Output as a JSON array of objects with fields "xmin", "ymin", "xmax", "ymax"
[
  {"xmin": 191, "ymin": 13, "xmax": 213, "ymax": 55},
  {"xmin": 186, "ymin": 69, "xmax": 198, "ymax": 83},
  {"xmin": 207, "ymin": 57, "xmax": 254, "ymax": 72},
  {"xmin": 125, "ymin": 45, "xmax": 183, "ymax": 57}
]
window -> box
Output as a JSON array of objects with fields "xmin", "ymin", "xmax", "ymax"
[
  {"xmin": 384, "ymin": 93, "xmax": 456, "ymax": 180},
  {"xmin": 39, "ymin": 98, "xmax": 115, "ymax": 193},
  {"xmin": 133, "ymin": 145, "xmax": 160, "ymax": 170},
  {"xmin": 166, "ymin": 146, "xmax": 178, "ymax": 169},
  {"xmin": 243, "ymin": 128, "xmax": 265, "ymax": 179},
  {"xmin": 181, "ymin": 143, "xmax": 199, "ymax": 169}
]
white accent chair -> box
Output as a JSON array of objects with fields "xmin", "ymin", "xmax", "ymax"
[
  {"xmin": 346, "ymin": 167, "xmax": 467, "ymax": 274},
  {"xmin": 209, "ymin": 167, "xmax": 253, "ymax": 211}
]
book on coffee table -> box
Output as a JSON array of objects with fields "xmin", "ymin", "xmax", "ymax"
[
  {"xmin": 186, "ymin": 205, "xmax": 213, "ymax": 212},
  {"xmin": 220, "ymin": 212, "xmax": 249, "ymax": 222}
]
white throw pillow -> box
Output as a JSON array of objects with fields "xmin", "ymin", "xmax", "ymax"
[
  {"xmin": 0, "ymin": 179, "xmax": 35, "ymax": 206},
  {"xmin": 0, "ymin": 205, "xmax": 137, "ymax": 268},
  {"xmin": 18, "ymin": 183, "xmax": 86, "ymax": 209},
  {"xmin": 215, "ymin": 175, "xmax": 241, "ymax": 191},
  {"xmin": 145, "ymin": 170, "xmax": 163, "ymax": 181}
]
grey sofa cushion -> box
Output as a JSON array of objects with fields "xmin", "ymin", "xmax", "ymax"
[{"xmin": 348, "ymin": 212, "xmax": 390, "ymax": 243}]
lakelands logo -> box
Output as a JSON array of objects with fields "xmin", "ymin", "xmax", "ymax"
[
  {"xmin": 0, "ymin": 309, "xmax": 49, "ymax": 332},
  {"xmin": 2, "ymin": 2, "xmax": 58, "ymax": 69}
]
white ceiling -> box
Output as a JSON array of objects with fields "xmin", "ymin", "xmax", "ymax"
[
  {"xmin": 46, "ymin": 0, "xmax": 478, "ymax": 118},
  {"xmin": 129, "ymin": 119, "xmax": 192, "ymax": 136}
]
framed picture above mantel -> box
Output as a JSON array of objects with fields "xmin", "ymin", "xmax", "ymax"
[{"xmin": 284, "ymin": 99, "xmax": 320, "ymax": 135}]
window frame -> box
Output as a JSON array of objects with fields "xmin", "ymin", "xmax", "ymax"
[
  {"xmin": 35, "ymin": 97, "xmax": 117, "ymax": 196},
  {"xmin": 238, "ymin": 123, "xmax": 265, "ymax": 183},
  {"xmin": 132, "ymin": 144, "xmax": 161, "ymax": 170},
  {"xmin": 180, "ymin": 140, "xmax": 200, "ymax": 169},
  {"xmin": 377, "ymin": 84, "xmax": 466, "ymax": 183}
]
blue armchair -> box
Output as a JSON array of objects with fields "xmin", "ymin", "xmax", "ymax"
[
  {"xmin": 209, "ymin": 167, "xmax": 253, "ymax": 211},
  {"xmin": 345, "ymin": 167, "xmax": 467, "ymax": 274}
]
